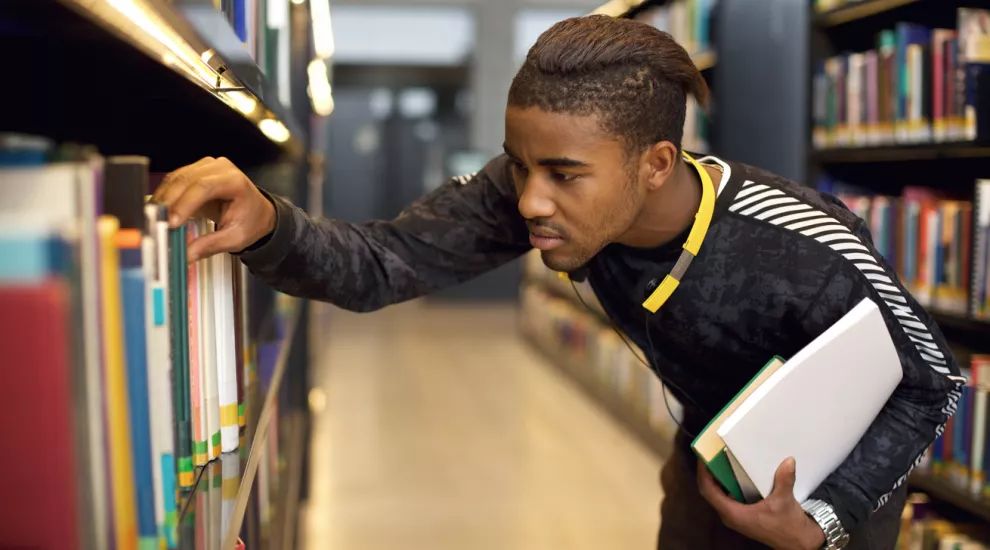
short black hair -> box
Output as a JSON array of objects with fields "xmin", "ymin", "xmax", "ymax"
[{"xmin": 507, "ymin": 15, "xmax": 710, "ymax": 155}]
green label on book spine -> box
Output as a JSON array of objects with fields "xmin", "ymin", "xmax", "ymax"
[
  {"xmin": 212, "ymin": 431, "xmax": 221, "ymax": 447},
  {"xmin": 178, "ymin": 457, "xmax": 193, "ymax": 473},
  {"xmin": 193, "ymin": 440, "xmax": 207, "ymax": 455}
]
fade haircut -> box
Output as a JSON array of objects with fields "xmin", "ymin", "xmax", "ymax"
[{"xmin": 507, "ymin": 15, "xmax": 710, "ymax": 156}]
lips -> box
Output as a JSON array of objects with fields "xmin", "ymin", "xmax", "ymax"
[{"xmin": 529, "ymin": 231, "xmax": 565, "ymax": 251}]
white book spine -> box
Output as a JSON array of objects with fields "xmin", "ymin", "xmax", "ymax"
[
  {"xmin": 214, "ymin": 250, "xmax": 239, "ymax": 453},
  {"xmin": 141, "ymin": 234, "xmax": 167, "ymax": 538}
]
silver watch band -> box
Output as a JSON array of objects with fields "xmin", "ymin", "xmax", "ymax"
[{"xmin": 802, "ymin": 499, "xmax": 849, "ymax": 550}]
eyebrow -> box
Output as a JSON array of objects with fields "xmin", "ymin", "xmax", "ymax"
[{"xmin": 502, "ymin": 143, "xmax": 590, "ymax": 168}]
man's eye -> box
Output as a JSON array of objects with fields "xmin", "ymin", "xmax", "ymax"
[
  {"xmin": 513, "ymin": 161, "xmax": 528, "ymax": 173},
  {"xmin": 552, "ymin": 171, "xmax": 577, "ymax": 182}
]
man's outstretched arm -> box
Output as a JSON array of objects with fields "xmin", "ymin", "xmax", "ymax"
[{"xmin": 153, "ymin": 155, "xmax": 531, "ymax": 312}]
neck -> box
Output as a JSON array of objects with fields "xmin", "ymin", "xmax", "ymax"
[{"xmin": 618, "ymin": 159, "xmax": 704, "ymax": 249}]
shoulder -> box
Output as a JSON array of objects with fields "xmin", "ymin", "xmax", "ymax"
[{"xmin": 712, "ymin": 160, "xmax": 869, "ymax": 249}]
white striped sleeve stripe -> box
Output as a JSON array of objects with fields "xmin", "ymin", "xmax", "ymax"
[
  {"xmin": 772, "ymin": 210, "xmax": 829, "ymax": 226},
  {"xmin": 730, "ymin": 188, "xmax": 784, "ymax": 212},
  {"xmin": 755, "ymin": 203, "xmax": 813, "ymax": 221}
]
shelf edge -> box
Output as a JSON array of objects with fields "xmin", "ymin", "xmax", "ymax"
[
  {"xmin": 221, "ymin": 298, "xmax": 304, "ymax": 550},
  {"xmin": 815, "ymin": 0, "xmax": 923, "ymax": 27},
  {"xmin": 909, "ymin": 472, "xmax": 990, "ymax": 523}
]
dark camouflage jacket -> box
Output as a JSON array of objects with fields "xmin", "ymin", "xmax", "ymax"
[{"xmin": 240, "ymin": 153, "xmax": 964, "ymax": 534}]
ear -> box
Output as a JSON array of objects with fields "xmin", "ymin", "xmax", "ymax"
[{"xmin": 642, "ymin": 141, "xmax": 678, "ymax": 192}]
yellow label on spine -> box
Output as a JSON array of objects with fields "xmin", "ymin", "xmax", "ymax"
[{"xmin": 221, "ymin": 404, "xmax": 239, "ymax": 427}]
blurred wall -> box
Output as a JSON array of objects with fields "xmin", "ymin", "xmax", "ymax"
[{"xmin": 325, "ymin": 0, "xmax": 601, "ymax": 303}]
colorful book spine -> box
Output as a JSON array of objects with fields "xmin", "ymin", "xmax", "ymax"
[
  {"xmin": 170, "ymin": 224, "xmax": 195, "ymax": 489},
  {"xmin": 99, "ymin": 215, "xmax": 139, "ymax": 550},
  {"xmin": 142, "ymin": 204, "xmax": 178, "ymax": 549},
  {"xmin": 188, "ymin": 220, "xmax": 207, "ymax": 467}
]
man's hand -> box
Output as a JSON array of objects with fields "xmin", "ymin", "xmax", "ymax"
[
  {"xmin": 151, "ymin": 156, "xmax": 276, "ymax": 263},
  {"xmin": 698, "ymin": 457, "xmax": 826, "ymax": 550}
]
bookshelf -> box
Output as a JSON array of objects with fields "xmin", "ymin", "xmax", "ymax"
[
  {"xmin": 0, "ymin": 0, "xmax": 328, "ymax": 549},
  {"xmin": 809, "ymin": 0, "xmax": 990, "ymax": 542}
]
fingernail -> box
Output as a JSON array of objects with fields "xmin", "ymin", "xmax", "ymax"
[{"xmin": 170, "ymin": 214, "xmax": 180, "ymax": 228}]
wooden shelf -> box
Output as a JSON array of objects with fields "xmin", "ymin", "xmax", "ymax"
[
  {"xmin": 909, "ymin": 472, "xmax": 990, "ymax": 523},
  {"xmin": 930, "ymin": 311, "xmax": 990, "ymax": 338},
  {"xmin": 814, "ymin": 0, "xmax": 923, "ymax": 27},
  {"xmin": 811, "ymin": 143, "xmax": 990, "ymax": 163}
]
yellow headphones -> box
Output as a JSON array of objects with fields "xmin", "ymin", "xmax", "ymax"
[{"xmin": 559, "ymin": 151, "xmax": 716, "ymax": 314}]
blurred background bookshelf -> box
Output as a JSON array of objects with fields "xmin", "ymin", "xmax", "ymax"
[
  {"xmin": 815, "ymin": 0, "xmax": 990, "ymax": 546},
  {"xmin": 0, "ymin": 0, "xmax": 332, "ymax": 548}
]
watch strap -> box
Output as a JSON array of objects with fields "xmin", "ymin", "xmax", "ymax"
[{"xmin": 802, "ymin": 499, "xmax": 849, "ymax": 550}]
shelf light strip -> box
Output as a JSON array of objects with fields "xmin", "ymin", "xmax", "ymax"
[
  {"xmin": 73, "ymin": 0, "xmax": 293, "ymax": 145},
  {"xmin": 311, "ymin": 0, "xmax": 334, "ymax": 59}
]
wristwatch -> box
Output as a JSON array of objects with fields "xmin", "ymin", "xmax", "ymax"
[{"xmin": 802, "ymin": 499, "xmax": 850, "ymax": 550}]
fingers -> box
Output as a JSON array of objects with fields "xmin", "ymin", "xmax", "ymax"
[
  {"xmin": 167, "ymin": 170, "xmax": 243, "ymax": 229},
  {"xmin": 187, "ymin": 224, "xmax": 244, "ymax": 263},
  {"xmin": 697, "ymin": 462, "xmax": 740, "ymax": 515},
  {"xmin": 770, "ymin": 457, "xmax": 797, "ymax": 498},
  {"xmin": 152, "ymin": 156, "xmax": 215, "ymax": 205}
]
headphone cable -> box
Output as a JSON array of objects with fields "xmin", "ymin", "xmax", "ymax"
[{"xmin": 567, "ymin": 279, "xmax": 704, "ymax": 440}]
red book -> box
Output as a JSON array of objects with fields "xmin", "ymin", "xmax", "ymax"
[{"xmin": 0, "ymin": 282, "xmax": 81, "ymax": 550}]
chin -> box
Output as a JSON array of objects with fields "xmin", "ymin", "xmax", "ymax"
[{"xmin": 539, "ymin": 249, "xmax": 587, "ymax": 274}]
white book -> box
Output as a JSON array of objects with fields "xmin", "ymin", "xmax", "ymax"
[
  {"xmin": 213, "ymin": 249, "xmax": 239, "ymax": 453},
  {"xmin": 717, "ymin": 298, "xmax": 903, "ymax": 503},
  {"xmin": 142, "ymin": 204, "xmax": 177, "ymax": 544}
]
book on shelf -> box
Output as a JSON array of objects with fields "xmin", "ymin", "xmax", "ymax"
[
  {"xmin": 916, "ymin": 355, "xmax": 990, "ymax": 500},
  {"xmin": 895, "ymin": 493, "xmax": 990, "ymax": 549},
  {"xmin": 0, "ymin": 133, "xmax": 295, "ymax": 550},
  {"xmin": 812, "ymin": 8, "xmax": 990, "ymax": 150},
  {"xmin": 693, "ymin": 298, "xmax": 902, "ymax": 504},
  {"xmin": 818, "ymin": 176, "xmax": 990, "ymax": 322}
]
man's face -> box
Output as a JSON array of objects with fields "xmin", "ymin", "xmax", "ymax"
[{"xmin": 504, "ymin": 106, "xmax": 645, "ymax": 273}]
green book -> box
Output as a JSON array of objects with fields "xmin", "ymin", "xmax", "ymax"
[
  {"xmin": 169, "ymin": 225, "xmax": 194, "ymax": 489},
  {"xmin": 692, "ymin": 356, "xmax": 787, "ymax": 503}
]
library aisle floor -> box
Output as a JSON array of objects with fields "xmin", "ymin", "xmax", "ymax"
[{"xmin": 298, "ymin": 299, "xmax": 665, "ymax": 550}]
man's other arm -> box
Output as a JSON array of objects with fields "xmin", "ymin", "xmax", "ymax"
[{"xmin": 800, "ymin": 220, "xmax": 965, "ymax": 534}]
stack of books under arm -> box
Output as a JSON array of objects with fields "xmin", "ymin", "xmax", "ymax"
[
  {"xmin": 693, "ymin": 299, "xmax": 904, "ymax": 505},
  {"xmin": 0, "ymin": 133, "xmax": 293, "ymax": 550},
  {"xmin": 817, "ymin": 177, "xmax": 990, "ymax": 321},
  {"xmin": 812, "ymin": 8, "xmax": 990, "ymax": 150}
]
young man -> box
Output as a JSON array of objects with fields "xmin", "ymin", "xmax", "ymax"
[{"xmin": 153, "ymin": 15, "xmax": 963, "ymax": 550}]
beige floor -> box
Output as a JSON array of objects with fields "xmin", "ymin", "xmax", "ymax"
[{"xmin": 300, "ymin": 299, "xmax": 665, "ymax": 550}]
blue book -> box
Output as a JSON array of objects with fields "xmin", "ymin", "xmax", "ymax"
[{"xmin": 121, "ymin": 266, "xmax": 158, "ymax": 550}]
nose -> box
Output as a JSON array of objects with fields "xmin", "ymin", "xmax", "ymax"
[{"xmin": 517, "ymin": 175, "xmax": 556, "ymax": 221}]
